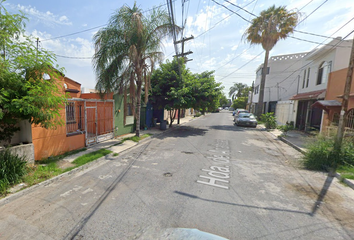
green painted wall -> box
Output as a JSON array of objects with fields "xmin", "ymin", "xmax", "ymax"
[{"xmin": 114, "ymin": 94, "xmax": 134, "ymax": 136}]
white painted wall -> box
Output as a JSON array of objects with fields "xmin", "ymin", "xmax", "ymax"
[
  {"xmin": 0, "ymin": 120, "xmax": 32, "ymax": 146},
  {"xmin": 275, "ymin": 101, "xmax": 297, "ymax": 125},
  {"xmin": 297, "ymin": 38, "xmax": 352, "ymax": 94},
  {"xmin": 251, "ymin": 52, "xmax": 308, "ymax": 106}
]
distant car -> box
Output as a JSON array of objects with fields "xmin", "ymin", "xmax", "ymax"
[
  {"xmin": 233, "ymin": 108, "xmax": 249, "ymax": 117},
  {"xmin": 229, "ymin": 107, "xmax": 234, "ymax": 111},
  {"xmin": 234, "ymin": 113, "xmax": 257, "ymax": 127},
  {"xmin": 224, "ymin": 107, "xmax": 229, "ymax": 110}
]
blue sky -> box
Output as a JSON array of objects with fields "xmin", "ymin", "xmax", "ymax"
[{"xmin": 5, "ymin": 0, "xmax": 354, "ymax": 96}]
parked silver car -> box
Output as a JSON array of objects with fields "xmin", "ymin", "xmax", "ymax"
[
  {"xmin": 233, "ymin": 108, "xmax": 249, "ymax": 117},
  {"xmin": 234, "ymin": 113, "xmax": 257, "ymax": 127}
]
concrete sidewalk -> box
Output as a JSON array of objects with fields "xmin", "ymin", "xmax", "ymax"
[
  {"xmin": 263, "ymin": 126, "xmax": 354, "ymax": 190},
  {"xmin": 61, "ymin": 114, "xmax": 197, "ymax": 164}
]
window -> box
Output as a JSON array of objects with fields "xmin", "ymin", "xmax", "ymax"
[
  {"xmin": 302, "ymin": 69, "xmax": 306, "ymax": 88},
  {"xmin": 127, "ymin": 103, "xmax": 133, "ymax": 116},
  {"xmin": 306, "ymin": 68, "xmax": 310, "ymax": 88},
  {"xmin": 256, "ymin": 67, "xmax": 270, "ymax": 76},
  {"xmin": 317, "ymin": 62, "xmax": 329, "ymax": 85},
  {"xmin": 66, "ymin": 102, "xmax": 75, "ymax": 123},
  {"xmin": 346, "ymin": 109, "xmax": 354, "ymax": 129},
  {"xmin": 124, "ymin": 93, "xmax": 134, "ymax": 125},
  {"xmin": 254, "ymin": 85, "xmax": 259, "ymax": 94}
]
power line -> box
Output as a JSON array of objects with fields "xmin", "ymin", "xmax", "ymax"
[
  {"xmin": 293, "ymin": 30, "xmax": 337, "ymax": 39},
  {"xmin": 42, "ymin": 24, "xmax": 106, "ymax": 41},
  {"xmin": 219, "ymin": 51, "xmax": 264, "ymax": 81},
  {"xmin": 218, "ymin": 0, "xmax": 334, "ymax": 43},
  {"xmin": 55, "ymin": 54, "xmax": 92, "ymax": 59},
  {"xmin": 41, "ymin": 2, "xmax": 173, "ymax": 42},
  {"xmin": 195, "ymin": 0, "xmax": 256, "ymax": 39},
  {"xmin": 298, "ymin": 0, "xmax": 328, "ymax": 24},
  {"xmin": 212, "ymin": 0, "xmax": 251, "ymax": 23},
  {"xmin": 289, "ymin": 36, "xmax": 352, "ymax": 48}
]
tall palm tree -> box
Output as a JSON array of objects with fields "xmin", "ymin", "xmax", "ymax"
[
  {"xmin": 229, "ymin": 82, "xmax": 248, "ymax": 101},
  {"xmin": 93, "ymin": 3, "xmax": 177, "ymax": 137},
  {"xmin": 244, "ymin": 5, "xmax": 298, "ymax": 117}
]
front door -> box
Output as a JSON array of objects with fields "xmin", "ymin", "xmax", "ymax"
[{"xmin": 86, "ymin": 106, "xmax": 97, "ymax": 145}]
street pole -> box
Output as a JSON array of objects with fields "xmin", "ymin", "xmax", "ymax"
[{"xmin": 334, "ymin": 36, "xmax": 354, "ymax": 169}]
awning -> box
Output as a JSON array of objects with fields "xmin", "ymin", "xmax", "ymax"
[
  {"xmin": 65, "ymin": 89, "xmax": 80, "ymax": 93},
  {"xmin": 311, "ymin": 100, "xmax": 341, "ymax": 113},
  {"xmin": 290, "ymin": 89, "xmax": 326, "ymax": 100}
]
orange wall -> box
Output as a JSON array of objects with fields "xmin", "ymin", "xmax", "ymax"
[
  {"xmin": 65, "ymin": 77, "xmax": 81, "ymax": 98},
  {"xmin": 322, "ymin": 68, "xmax": 354, "ymax": 128},
  {"xmin": 32, "ymin": 107, "xmax": 86, "ymax": 160},
  {"xmin": 32, "ymin": 75, "xmax": 85, "ymax": 160},
  {"xmin": 81, "ymin": 92, "xmax": 113, "ymax": 99}
]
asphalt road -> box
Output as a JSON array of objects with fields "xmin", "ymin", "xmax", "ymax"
[{"xmin": 1, "ymin": 111, "xmax": 354, "ymax": 240}]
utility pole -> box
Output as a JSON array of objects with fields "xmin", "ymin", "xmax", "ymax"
[
  {"xmin": 174, "ymin": 35, "xmax": 194, "ymax": 124},
  {"xmin": 167, "ymin": 0, "xmax": 194, "ymax": 124},
  {"xmin": 334, "ymin": 36, "xmax": 354, "ymax": 169}
]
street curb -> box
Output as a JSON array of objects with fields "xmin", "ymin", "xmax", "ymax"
[
  {"xmin": 278, "ymin": 136, "xmax": 306, "ymax": 154},
  {"xmin": 0, "ymin": 114, "xmax": 201, "ymax": 206},
  {"xmin": 276, "ymin": 134, "xmax": 354, "ymax": 191},
  {"xmin": 0, "ymin": 156, "xmax": 108, "ymax": 207},
  {"xmin": 334, "ymin": 172, "xmax": 354, "ymax": 189}
]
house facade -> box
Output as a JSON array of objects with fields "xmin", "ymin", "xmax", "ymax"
[
  {"xmin": 250, "ymin": 52, "xmax": 308, "ymax": 125},
  {"xmin": 290, "ymin": 37, "xmax": 352, "ymax": 131},
  {"xmin": 313, "ymin": 67, "xmax": 354, "ymax": 134},
  {"xmin": 3, "ymin": 74, "xmax": 115, "ymax": 161}
]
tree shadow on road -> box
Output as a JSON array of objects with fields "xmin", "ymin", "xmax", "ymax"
[
  {"xmin": 174, "ymin": 190, "xmax": 310, "ymax": 215},
  {"xmin": 152, "ymin": 126, "xmax": 208, "ymax": 140},
  {"xmin": 209, "ymin": 125, "xmax": 258, "ymax": 131},
  {"xmin": 310, "ymin": 171, "xmax": 335, "ymax": 216}
]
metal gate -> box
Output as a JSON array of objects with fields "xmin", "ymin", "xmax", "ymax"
[
  {"xmin": 66, "ymin": 99, "xmax": 114, "ymax": 146},
  {"xmin": 86, "ymin": 106, "xmax": 97, "ymax": 145}
]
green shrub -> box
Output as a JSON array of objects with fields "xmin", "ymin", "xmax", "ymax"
[
  {"xmin": 260, "ymin": 112, "xmax": 277, "ymax": 129},
  {"xmin": 0, "ymin": 148, "xmax": 27, "ymax": 194},
  {"xmin": 277, "ymin": 122, "xmax": 294, "ymax": 135},
  {"xmin": 303, "ymin": 136, "xmax": 354, "ymax": 171},
  {"xmin": 303, "ymin": 136, "xmax": 334, "ymax": 171}
]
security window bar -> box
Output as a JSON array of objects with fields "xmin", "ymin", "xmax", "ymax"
[{"xmin": 66, "ymin": 102, "xmax": 76, "ymax": 123}]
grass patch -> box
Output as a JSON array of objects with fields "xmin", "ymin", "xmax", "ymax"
[
  {"xmin": 113, "ymin": 153, "xmax": 119, "ymax": 157},
  {"xmin": 22, "ymin": 162, "xmax": 63, "ymax": 186},
  {"xmin": 337, "ymin": 165, "xmax": 354, "ymax": 180},
  {"xmin": 71, "ymin": 149, "xmax": 112, "ymax": 167},
  {"xmin": 0, "ymin": 148, "xmax": 111, "ymax": 198},
  {"xmin": 122, "ymin": 134, "xmax": 152, "ymax": 143},
  {"xmin": 40, "ymin": 148, "xmax": 87, "ymax": 164}
]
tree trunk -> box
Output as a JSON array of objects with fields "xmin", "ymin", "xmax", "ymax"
[
  {"xmin": 257, "ymin": 49, "xmax": 270, "ymax": 118},
  {"xmin": 334, "ymin": 35, "xmax": 354, "ymax": 168},
  {"xmin": 135, "ymin": 77, "xmax": 142, "ymax": 137}
]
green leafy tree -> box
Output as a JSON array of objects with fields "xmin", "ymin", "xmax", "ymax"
[
  {"xmin": 231, "ymin": 97, "xmax": 248, "ymax": 109},
  {"xmin": 229, "ymin": 82, "xmax": 249, "ymax": 100},
  {"xmin": 244, "ymin": 5, "xmax": 299, "ymax": 118},
  {"xmin": 219, "ymin": 94, "xmax": 228, "ymax": 107},
  {"xmin": 150, "ymin": 58, "xmax": 189, "ymax": 126},
  {"xmin": 93, "ymin": 3, "xmax": 178, "ymax": 137},
  {"xmin": 0, "ymin": 2, "xmax": 66, "ymax": 143},
  {"xmin": 187, "ymin": 71, "xmax": 224, "ymax": 113}
]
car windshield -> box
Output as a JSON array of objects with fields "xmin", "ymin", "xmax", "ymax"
[{"xmin": 239, "ymin": 113, "xmax": 255, "ymax": 119}]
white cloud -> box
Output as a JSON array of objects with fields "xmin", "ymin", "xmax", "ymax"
[
  {"xmin": 231, "ymin": 44, "xmax": 239, "ymax": 51},
  {"xmin": 240, "ymin": 49, "xmax": 262, "ymax": 61},
  {"xmin": 31, "ymin": 30, "xmax": 94, "ymax": 68},
  {"xmin": 9, "ymin": 3, "xmax": 72, "ymax": 26}
]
